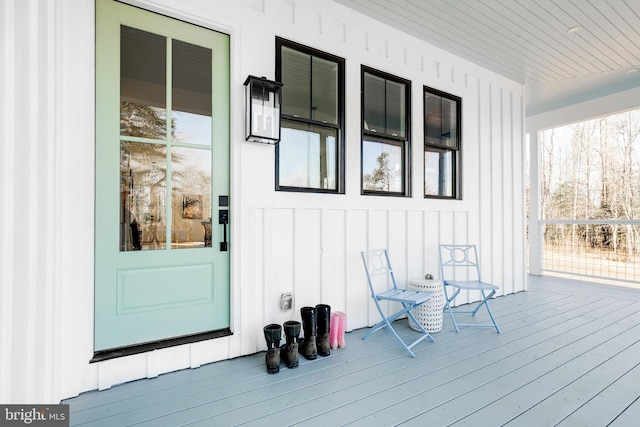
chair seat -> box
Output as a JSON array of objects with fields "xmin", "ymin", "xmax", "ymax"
[
  {"xmin": 377, "ymin": 289, "xmax": 433, "ymax": 305},
  {"xmin": 444, "ymin": 280, "xmax": 498, "ymax": 291}
]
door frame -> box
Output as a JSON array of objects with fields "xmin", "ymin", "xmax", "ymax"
[{"xmin": 93, "ymin": 0, "xmax": 237, "ymax": 361}]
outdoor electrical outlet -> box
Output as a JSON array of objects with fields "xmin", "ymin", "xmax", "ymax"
[{"xmin": 280, "ymin": 293, "xmax": 293, "ymax": 310}]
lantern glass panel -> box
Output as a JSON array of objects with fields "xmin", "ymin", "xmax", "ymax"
[
  {"xmin": 244, "ymin": 77, "xmax": 282, "ymax": 143},
  {"xmin": 251, "ymin": 86, "xmax": 278, "ymax": 140}
]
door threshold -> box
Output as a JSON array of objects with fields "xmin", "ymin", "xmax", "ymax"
[{"xmin": 91, "ymin": 328, "xmax": 233, "ymax": 362}]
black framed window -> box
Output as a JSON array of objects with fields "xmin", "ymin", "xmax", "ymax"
[
  {"xmin": 361, "ymin": 67, "xmax": 411, "ymax": 196},
  {"xmin": 275, "ymin": 38, "xmax": 345, "ymax": 193},
  {"xmin": 424, "ymin": 86, "xmax": 461, "ymax": 199}
]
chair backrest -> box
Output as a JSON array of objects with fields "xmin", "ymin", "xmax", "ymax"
[
  {"xmin": 439, "ymin": 244, "xmax": 482, "ymax": 282},
  {"xmin": 361, "ymin": 248, "xmax": 398, "ymax": 297}
]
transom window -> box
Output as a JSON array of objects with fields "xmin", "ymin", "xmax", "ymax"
[
  {"xmin": 276, "ymin": 38, "xmax": 345, "ymax": 193},
  {"xmin": 424, "ymin": 86, "xmax": 461, "ymax": 199},
  {"xmin": 361, "ymin": 67, "xmax": 411, "ymax": 196}
]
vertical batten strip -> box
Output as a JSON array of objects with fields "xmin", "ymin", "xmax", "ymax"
[
  {"xmin": 59, "ymin": 0, "xmax": 96, "ymax": 400},
  {"xmin": 0, "ymin": 0, "xmax": 16, "ymax": 405},
  {"xmin": 21, "ymin": 0, "xmax": 39, "ymax": 403},
  {"xmin": 43, "ymin": 0, "xmax": 56, "ymax": 400},
  {"xmin": 320, "ymin": 208, "xmax": 328, "ymax": 304}
]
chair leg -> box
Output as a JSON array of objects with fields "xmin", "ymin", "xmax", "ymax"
[
  {"xmin": 482, "ymin": 291, "xmax": 500, "ymax": 333},
  {"xmin": 445, "ymin": 289, "xmax": 500, "ymax": 333},
  {"xmin": 443, "ymin": 289, "xmax": 461, "ymax": 332},
  {"xmin": 362, "ymin": 319, "xmax": 387, "ymax": 339},
  {"xmin": 362, "ymin": 302, "xmax": 434, "ymax": 358},
  {"xmin": 471, "ymin": 290, "xmax": 500, "ymax": 333},
  {"xmin": 406, "ymin": 309, "xmax": 435, "ymax": 343}
]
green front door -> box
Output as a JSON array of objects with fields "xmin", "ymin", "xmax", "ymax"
[{"xmin": 95, "ymin": 0, "xmax": 230, "ymax": 353}]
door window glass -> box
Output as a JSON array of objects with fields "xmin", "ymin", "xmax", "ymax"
[
  {"xmin": 120, "ymin": 26, "xmax": 167, "ymax": 138},
  {"xmin": 171, "ymin": 147, "xmax": 212, "ymax": 248},
  {"xmin": 119, "ymin": 26, "xmax": 213, "ymax": 250},
  {"xmin": 172, "ymin": 39, "xmax": 212, "ymax": 146}
]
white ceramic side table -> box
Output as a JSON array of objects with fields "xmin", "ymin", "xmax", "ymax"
[{"xmin": 407, "ymin": 277, "xmax": 444, "ymax": 333}]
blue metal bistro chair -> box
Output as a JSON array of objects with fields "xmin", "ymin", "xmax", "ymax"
[
  {"xmin": 361, "ymin": 249, "xmax": 435, "ymax": 357},
  {"xmin": 439, "ymin": 244, "xmax": 500, "ymax": 333}
]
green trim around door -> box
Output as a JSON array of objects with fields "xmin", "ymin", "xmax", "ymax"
[{"xmin": 95, "ymin": 0, "xmax": 230, "ymax": 354}]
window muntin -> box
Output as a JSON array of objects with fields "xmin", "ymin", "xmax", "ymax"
[
  {"xmin": 362, "ymin": 68, "xmax": 410, "ymax": 196},
  {"xmin": 424, "ymin": 86, "xmax": 461, "ymax": 199},
  {"xmin": 277, "ymin": 39, "xmax": 344, "ymax": 193}
]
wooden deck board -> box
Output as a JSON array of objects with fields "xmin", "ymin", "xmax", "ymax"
[
  {"xmin": 537, "ymin": 342, "xmax": 640, "ymax": 427},
  {"xmin": 607, "ymin": 395, "xmax": 640, "ymax": 426},
  {"xmin": 341, "ymin": 303, "xmax": 640, "ymax": 426},
  {"xmin": 64, "ymin": 276, "xmax": 640, "ymax": 426}
]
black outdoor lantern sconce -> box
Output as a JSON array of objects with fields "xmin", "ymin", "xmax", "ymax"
[{"xmin": 243, "ymin": 75, "xmax": 283, "ymax": 144}]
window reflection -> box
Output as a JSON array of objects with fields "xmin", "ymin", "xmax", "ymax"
[
  {"xmin": 363, "ymin": 73, "xmax": 385, "ymax": 133},
  {"xmin": 171, "ymin": 147, "xmax": 212, "ymax": 249},
  {"xmin": 120, "ymin": 26, "xmax": 167, "ymax": 139},
  {"xmin": 311, "ymin": 56, "xmax": 338, "ymax": 124},
  {"xmin": 425, "ymin": 149, "xmax": 453, "ymax": 197},
  {"xmin": 424, "ymin": 86, "xmax": 460, "ymax": 199},
  {"xmin": 281, "ymin": 47, "xmax": 311, "ymax": 119},
  {"xmin": 120, "ymin": 141, "xmax": 167, "ymax": 250},
  {"xmin": 385, "ymin": 80, "xmax": 406, "ymax": 137},
  {"xmin": 281, "ymin": 48, "xmax": 338, "ymax": 124},
  {"xmin": 173, "ymin": 111, "xmax": 212, "ymax": 146},
  {"xmin": 119, "ymin": 29, "xmax": 214, "ymax": 251},
  {"xmin": 362, "ymin": 139, "xmax": 404, "ymax": 193},
  {"xmin": 279, "ymin": 121, "xmax": 337, "ymax": 190},
  {"xmin": 172, "ymin": 39, "xmax": 212, "ymax": 146},
  {"xmin": 120, "ymin": 142, "xmax": 212, "ymax": 250}
]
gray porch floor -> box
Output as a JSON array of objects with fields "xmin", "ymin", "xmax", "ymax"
[{"xmin": 65, "ymin": 275, "xmax": 640, "ymax": 426}]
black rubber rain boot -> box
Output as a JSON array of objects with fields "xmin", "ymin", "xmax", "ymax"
[
  {"xmin": 298, "ymin": 307, "xmax": 317, "ymax": 360},
  {"xmin": 263, "ymin": 323, "xmax": 282, "ymax": 374},
  {"xmin": 280, "ymin": 320, "xmax": 301, "ymax": 368},
  {"xmin": 315, "ymin": 304, "xmax": 331, "ymax": 356}
]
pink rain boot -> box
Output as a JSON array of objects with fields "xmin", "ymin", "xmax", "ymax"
[
  {"xmin": 329, "ymin": 312, "xmax": 340, "ymax": 349},
  {"xmin": 336, "ymin": 311, "xmax": 346, "ymax": 348}
]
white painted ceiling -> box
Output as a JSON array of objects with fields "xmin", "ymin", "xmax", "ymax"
[{"xmin": 334, "ymin": 0, "xmax": 640, "ymax": 117}]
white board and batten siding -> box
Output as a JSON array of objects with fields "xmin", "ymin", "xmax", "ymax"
[{"xmin": 0, "ymin": 0, "xmax": 526, "ymax": 403}]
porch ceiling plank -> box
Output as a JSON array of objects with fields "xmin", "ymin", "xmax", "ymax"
[
  {"xmin": 333, "ymin": 0, "xmax": 640, "ymax": 118},
  {"xmin": 64, "ymin": 276, "xmax": 640, "ymax": 426}
]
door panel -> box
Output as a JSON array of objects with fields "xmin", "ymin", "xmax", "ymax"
[{"xmin": 95, "ymin": 0, "xmax": 230, "ymax": 352}]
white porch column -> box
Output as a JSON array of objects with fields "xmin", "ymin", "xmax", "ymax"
[{"xmin": 528, "ymin": 130, "xmax": 542, "ymax": 275}]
